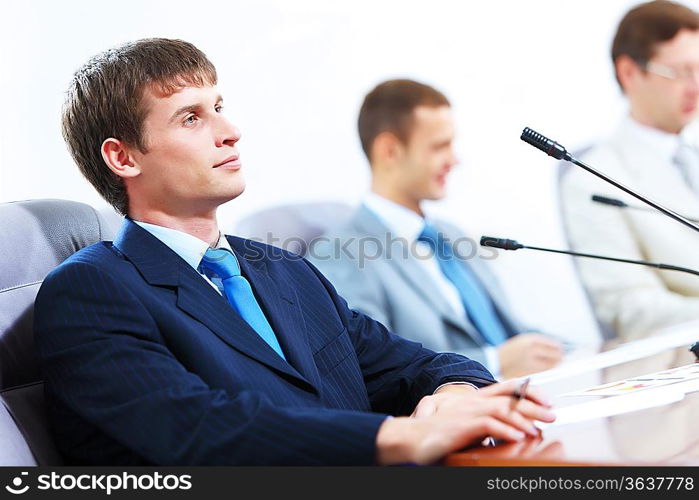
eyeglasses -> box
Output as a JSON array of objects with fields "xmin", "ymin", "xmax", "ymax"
[{"xmin": 639, "ymin": 60, "xmax": 699, "ymax": 83}]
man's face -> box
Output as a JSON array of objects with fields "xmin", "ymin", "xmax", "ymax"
[
  {"xmin": 128, "ymin": 84, "xmax": 244, "ymax": 214},
  {"xmin": 630, "ymin": 29, "xmax": 699, "ymax": 133},
  {"xmin": 395, "ymin": 105, "xmax": 458, "ymax": 202}
]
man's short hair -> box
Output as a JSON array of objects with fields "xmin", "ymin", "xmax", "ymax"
[
  {"xmin": 61, "ymin": 38, "xmax": 217, "ymax": 215},
  {"xmin": 357, "ymin": 79, "xmax": 450, "ymax": 162},
  {"xmin": 612, "ymin": 0, "xmax": 699, "ymax": 89}
]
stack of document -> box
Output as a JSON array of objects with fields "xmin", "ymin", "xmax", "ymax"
[{"xmin": 542, "ymin": 363, "xmax": 699, "ymax": 427}]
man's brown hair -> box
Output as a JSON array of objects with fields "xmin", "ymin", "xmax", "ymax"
[
  {"xmin": 357, "ymin": 79, "xmax": 450, "ymax": 162},
  {"xmin": 612, "ymin": 0, "xmax": 699, "ymax": 88},
  {"xmin": 61, "ymin": 38, "xmax": 217, "ymax": 215}
]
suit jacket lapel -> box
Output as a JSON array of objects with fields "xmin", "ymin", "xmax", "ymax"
[
  {"xmin": 457, "ymin": 258, "xmax": 522, "ymax": 337},
  {"xmin": 436, "ymin": 223, "xmax": 524, "ymax": 337},
  {"xmin": 352, "ymin": 206, "xmax": 484, "ymax": 344},
  {"xmin": 113, "ymin": 220, "xmax": 315, "ymax": 391},
  {"xmin": 229, "ymin": 236, "xmax": 322, "ymax": 394}
]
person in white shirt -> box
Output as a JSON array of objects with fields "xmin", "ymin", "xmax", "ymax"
[
  {"xmin": 561, "ymin": 0, "xmax": 699, "ymax": 341},
  {"xmin": 309, "ymin": 79, "xmax": 563, "ymax": 379}
]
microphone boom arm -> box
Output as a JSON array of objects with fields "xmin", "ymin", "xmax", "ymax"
[
  {"xmin": 524, "ymin": 244, "xmax": 699, "ymax": 278},
  {"xmin": 569, "ymin": 156, "xmax": 699, "ymax": 234},
  {"xmin": 480, "ymin": 235, "xmax": 699, "ymax": 278},
  {"xmin": 521, "ymin": 127, "xmax": 699, "ymax": 235}
]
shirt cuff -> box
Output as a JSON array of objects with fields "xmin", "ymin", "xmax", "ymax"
[
  {"xmin": 484, "ymin": 345, "xmax": 501, "ymax": 379},
  {"xmin": 433, "ymin": 381, "xmax": 479, "ymax": 394}
]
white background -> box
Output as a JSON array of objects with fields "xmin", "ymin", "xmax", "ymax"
[{"xmin": 3, "ymin": 0, "xmax": 698, "ymax": 344}]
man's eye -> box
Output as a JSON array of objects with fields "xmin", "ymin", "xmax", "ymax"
[
  {"xmin": 184, "ymin": 114, "xmax": 197, "ymax": 124},
  {"xmin": 215, "ymin": 105, "xmax": 224, "ymax": 113}
]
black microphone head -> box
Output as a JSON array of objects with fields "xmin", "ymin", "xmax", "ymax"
[
  {"xmin": 591, "ymin": 194, "xmax": 627, "ymax": 208},
  {"xmin": 690, "ymin": 341, "xmax": 699, "ymax": 360},
  {"xmin": 480, "ymin": 236, "xmax": 523, "ymax": 251},
  {"xmin": 521, "ymin": 127, "xmax": 570, "ymax": 161}
]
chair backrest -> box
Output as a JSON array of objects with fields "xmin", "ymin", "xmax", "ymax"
[
  {"xmin": 234, "ymin": 202, "xmax": 354, "ymax": 256},
  {"xmin": 0, "ymin": 199, "xmax": 115, "ymax": 465},
  {"xmin": 97, "ymin": 205, "xmax": 125, "ymax": 240}
]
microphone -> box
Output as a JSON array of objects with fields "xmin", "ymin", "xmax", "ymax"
[
  {"xmin": 690, "ymin": 341, "xmax": 699, "ymax": 360},
  {"xmin": 591, "ymin": 194, "xmax": 627, "ymax": 208},
  {"xmin": 480, "ymin": 235, "xmax": 699, "ymax": 278},
  {"xmin": 520, "ymin": 127, "xmax": 699, "ymax": 235},
  {"xmin": 520, "ymin": 128, "xmax": 572, "ymax": 161},
  {"xmin": 591, "ymin": 194, "xmax": 699, "ymax": 223}
]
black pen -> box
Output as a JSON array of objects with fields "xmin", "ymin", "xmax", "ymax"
[{"xmin": 510, "ymin": 377, "xmax": 530, "ymax": 411}]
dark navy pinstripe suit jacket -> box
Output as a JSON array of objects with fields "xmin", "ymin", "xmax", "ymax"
[{"xmin": 33, "ymin": 219, "xmax": 495, "ymax": 465}]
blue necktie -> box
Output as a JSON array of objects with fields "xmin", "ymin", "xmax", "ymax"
[
  {"xmin": 418, "ymin": 223, "xmax": 508, "ymax": 346},
  {"xmin": 200, "ymin": 247, "xmax": 286, "ymax": 360}
]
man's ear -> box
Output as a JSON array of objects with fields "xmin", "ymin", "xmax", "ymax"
[
  {"xmin": 616, "ymin": 54, "xmax": 642, "ymax": 94},
  {"xmin": 101, "ymin": 138, "xmax": 141, "ymax": 179},
  {"xmin": 371, "ymin": 131, "xmax": 404, "ymax": 167}
]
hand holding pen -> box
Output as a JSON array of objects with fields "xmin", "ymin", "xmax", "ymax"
[
  {"xmin": 511, "ymin": 377, "xmax": 531, "ymax": 411},
  {"xmin": 411, "ymin": 377, "xmax": 555, "ymax": 440}
]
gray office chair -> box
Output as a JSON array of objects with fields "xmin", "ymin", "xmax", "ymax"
[
  {"xmin": 97, "ymin": 205, "xmax": 125, "ymax": 239},
  {"xmin": 0, "ymin": 199, "xmax": 115, "ymax": 465},
  {"xmin": 235, "ymin": 201, "xmax": 354, "ymax": 256}
]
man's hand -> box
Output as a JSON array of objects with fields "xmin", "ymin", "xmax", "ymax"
[
  {"xmin": 412, "ymin": 380, "xmax": 553, "ymax": 434},
  {"xmin": 498, "ymin": 333, "xmax": 563, "ymax": 379},
  {"xmin": 375, "ymin": 379, "xmax": 556, "ymax": 465}
]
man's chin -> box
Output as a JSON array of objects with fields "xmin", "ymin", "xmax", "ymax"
[
  {"xmin": 678, "ymin": 105, "xmax": 699, "ymax": 125},
  {"xmin": 426, "ymin": 188, "xmax": 447, "ymax": 201},
  {"xmin": 216, "ymin": 185, "xmax": 246, "ymax": 206}
]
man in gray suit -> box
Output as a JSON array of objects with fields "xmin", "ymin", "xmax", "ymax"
[{"xmin": 309, "ymin": 79, "xmax": 563, "ymax": 379}]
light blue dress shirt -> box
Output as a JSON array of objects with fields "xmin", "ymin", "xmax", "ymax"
[{"xmin": 133, "ymin": 220, "xmax": 228, "ymax": 294}]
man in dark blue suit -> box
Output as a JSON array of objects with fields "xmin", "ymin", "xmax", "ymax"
[{"xmin": 34, "ymin": 38, "xmax": 555, "ymax": 465}]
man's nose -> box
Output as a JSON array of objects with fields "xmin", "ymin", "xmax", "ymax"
[
  {"xmin": 216, "ymin": 116, "xmax": 241, "ymax": 147},
  {"xmin": 448, "ymin": 149, "xmax": 460, "ymax": 168}
]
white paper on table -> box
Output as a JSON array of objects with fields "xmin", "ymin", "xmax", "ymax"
[
  {"xmin": 539, "ymin": 388, "xmax": 685, "ymax": 428},
  {"xmin": 530, "ymin": 322, "xmax": 699, "ymax": 385},
  {"xmin": 562, "ymin": 363, "xmax": 699, "ymax": 397},
  {"xmin": 674, "ymin": 377, "xmax": 699, "ymax": 394}
]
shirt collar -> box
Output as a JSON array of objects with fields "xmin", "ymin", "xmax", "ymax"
[
  {"xmin": 133, "ymin": 220, "xmax": 232, "ymax": 271},
  {"xmin": 619, "ymin": 115, "xmax": 683, "ymax": 162},
  {"xmin": 362, "ymin": 192, "xmax": 427, "ymax": 242}
]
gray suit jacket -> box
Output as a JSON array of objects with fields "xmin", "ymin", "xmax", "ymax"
[{"xmin": 308, "ymin": 205, "xmax": 526, "ymax": 366}]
